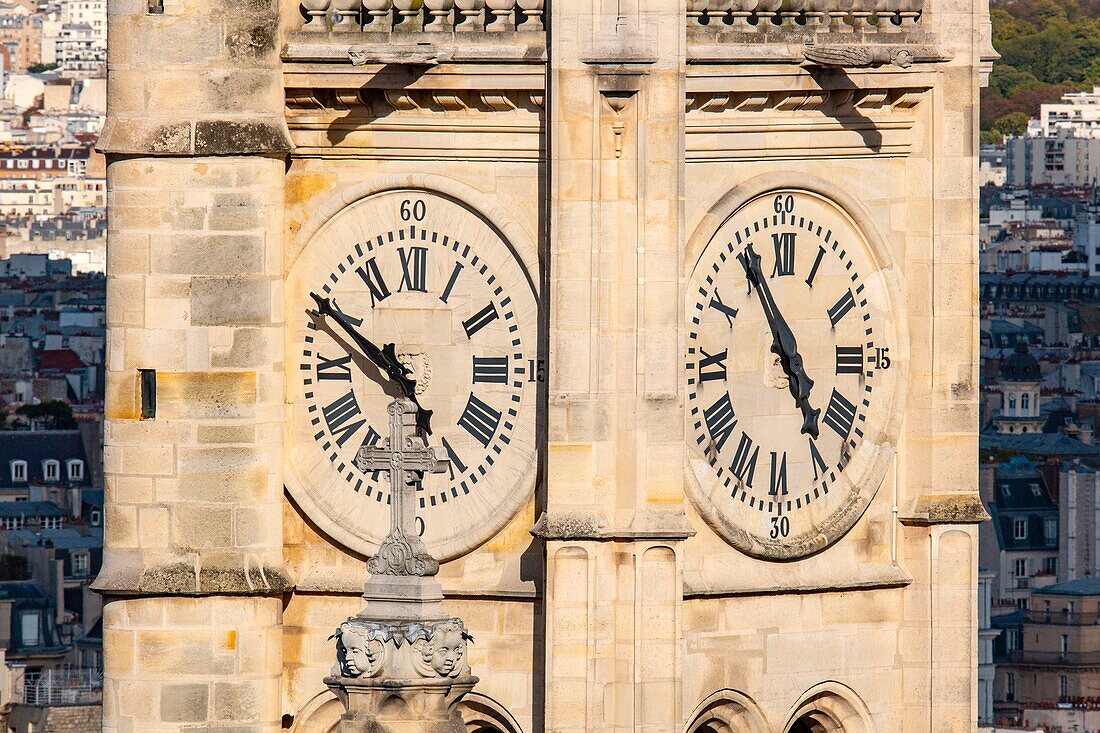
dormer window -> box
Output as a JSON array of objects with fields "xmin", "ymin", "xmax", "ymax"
[
  {"xmin": 42, "ymin": 460, "xmax": 58, "ymax": 482},
  {"xmin": 11, "ymin": 460, "xmax": 27, "ymax": 483},
  {"xmin": 1015, "ymin": 519, "xmax": 1028, "ymax": 540},
  {"xmin": 72, "ymin": 551, "xmax": 88, "ymax": 576},
  {"xmin": 88, "ymin": 509, "xmax": 100, "ymax": 526},
  {"xmin": 66, "ymin": 460, "xmax": 83, "ymax": 482}
]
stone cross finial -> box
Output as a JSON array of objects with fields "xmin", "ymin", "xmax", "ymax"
[{"xmin": 355, "ymin": 398, "xmax": 449, "ymax": 577}]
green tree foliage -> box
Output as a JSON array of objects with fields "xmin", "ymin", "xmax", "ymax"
[
  {"xmin": 27, "ymin": 63, "xmax": 58, "ymax": 74},
  {"xmin": 982, "ymin": 0, "xmax": 1100, "ymax": 134},
  {"xmin": 15, "ymin": 401, "xmax": 77, "ymax": 430}
]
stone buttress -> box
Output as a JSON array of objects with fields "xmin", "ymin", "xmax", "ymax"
[{"xmin": 97, "ymin": 0, "xmax": 291, "ymax": 729}]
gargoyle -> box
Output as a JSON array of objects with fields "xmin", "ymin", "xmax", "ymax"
[{"xmin": 802, "ymin": 44, "xmax": 914, "ymax": 69}]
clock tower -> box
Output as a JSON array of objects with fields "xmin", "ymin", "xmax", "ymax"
[{"xmin": 98, "ymin": 0, "xmax": 992, "ymax": 730}]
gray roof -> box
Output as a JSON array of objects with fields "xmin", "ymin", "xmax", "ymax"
[
  {"xmin": 0, "ymin": 431, "xmax": 91, "ymax": 487},
  {"xmin": 1034, "ymin": 577, "xmax": 1100, "ymax": 596},
  {"xmin": 981, "ymin": 433, "xmax": 1100, "ymax": 457},
  {"xmin": 6, "ymin": 527, "xmax": 99, "ymax": 548},
  {"xmin": 0, "ymin": 501, "xmax": 65, "ymax": 518}
]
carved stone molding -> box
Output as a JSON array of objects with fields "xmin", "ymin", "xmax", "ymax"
[
  {"xmin": 285, "ymin": 88, "xmax": 545, "ymax": 116},
  {"xmin": 685, "ymin": 86, "xmax": 925, "ymax": 114}
]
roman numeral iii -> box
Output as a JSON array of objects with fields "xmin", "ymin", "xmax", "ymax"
[
  {"xmin": 472, "ymin": 356, "xmax": 508, "ymax": 384},
  {"xmin": 835, "ymin": 346, "xmax": 863, "ymax": 375}
]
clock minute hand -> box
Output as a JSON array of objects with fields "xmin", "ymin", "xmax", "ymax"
[
  {"xmin": 308, "ymin": 292, "xmax": 435, "ymax": 436},
  {"xmin": 738, "ymin": 245, "xmax": 821, "ymax": 438}
]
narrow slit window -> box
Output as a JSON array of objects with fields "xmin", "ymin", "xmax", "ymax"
[{"xmin": 140, "ymin": 369, "xmax": 156, "ymax": 419}]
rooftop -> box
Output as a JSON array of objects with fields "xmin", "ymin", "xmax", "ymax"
[{"xmin": 1035, "ymin": 577, "xmax": 1100, "ymax": 596}]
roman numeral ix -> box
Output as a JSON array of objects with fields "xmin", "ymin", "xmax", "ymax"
[{"xmin": 316, "ymin": 353, "xmax": 352, "ymax": 381}]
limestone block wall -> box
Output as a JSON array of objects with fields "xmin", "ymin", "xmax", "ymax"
[
  {"xmin": 100, "ymin": 155, "xmax": 288, "ymax": 593},
  {"xmin": 100, "ymin": 0, "xmax": 292, "ymax": 730},
  {"xmin": 103, "ymin": 597, "xmax": 282, "ymax": 730}
]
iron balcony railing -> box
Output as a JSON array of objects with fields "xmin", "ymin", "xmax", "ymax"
[{"xmin": 21, "ymin": 667, "xmax": 102, "ymax": 706}]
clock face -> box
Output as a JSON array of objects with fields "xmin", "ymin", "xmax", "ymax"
[
  {"xmin": 285, "ymin": 190, "xmax": 539, "ymax": 561},
  {"xmin": 686, "ymin": 189, "xmax": 901, "ymax": 560}
]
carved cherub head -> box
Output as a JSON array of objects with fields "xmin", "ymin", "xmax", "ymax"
[
  {"xmin": 335, "ymin": 622, "xmax": 384, "ymax": 678},
  {"xmin": 429, "ymin": 622, "xmax": 467, "ymax": 677},
  {"xmin": 412, "ymin": 621, "xmax": 470, "ymax": 678}
]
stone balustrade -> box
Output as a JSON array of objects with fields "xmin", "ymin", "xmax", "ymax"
[
  {"xmin": 686, "ymin": 0, "xmax": 922, "ymax": 31},
  {"xmin": 298, "ymin": 0, "xmax": 545, "ymax": 33}
]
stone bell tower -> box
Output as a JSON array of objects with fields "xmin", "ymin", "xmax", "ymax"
[
  {"xmin": 100, "ymin": 0, "xmax": 991, "ymax": 730},
  {"xmin": 96, "ymin": 0, "xmax": 292, "ymax": 726}
]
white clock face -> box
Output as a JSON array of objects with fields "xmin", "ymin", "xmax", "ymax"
[
  {"xmin": 686, "ymin": 189, "xmax": 901, "ymax": 560},
  {"xmin": 285, "ymin": 190, "xmax": 539, "ymax": 561}
]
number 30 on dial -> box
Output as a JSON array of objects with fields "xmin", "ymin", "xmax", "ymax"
[
  {"xmin": 285, "ymin": 190, "xmax": 540, "ymax": 561},
  {"xmin": 685, "ymin": 189, "xmax": 902, "ymax": 560}
]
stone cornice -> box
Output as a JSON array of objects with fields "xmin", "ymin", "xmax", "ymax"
[
  {"xmin": 92, "ymin": 554, "xmax": 294, "ymax": 597},
  {"xmin": 899, "ymin": 493, "xmax": 990, "ymax": 526},
  {"xmin": 97, "ymin": 117, "xmax": 293, "ymax": 157},
  {"xmin": 531, "ymin": 511, "xmax": 697, "ymax": 542}
]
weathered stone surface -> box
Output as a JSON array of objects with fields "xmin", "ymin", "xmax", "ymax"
[{"xmin": 190, "ymin": 277, "xmax": 272, "ymax": 325}]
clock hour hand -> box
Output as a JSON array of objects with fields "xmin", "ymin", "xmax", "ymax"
[
  {"xmin": 738, "ymin": 245, "xmax": 821, "ymax": 438},
  {"xmin": 308, "ymin": 292, "xmax": 435, "ymax": 436}
]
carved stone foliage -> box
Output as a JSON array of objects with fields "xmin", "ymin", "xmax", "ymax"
[
  {"xmin": 685, "ymin": 87, "xmax": 925, "ymax": 114},
  {"xmin": 285, "ymin": 88, "xmax": 545, "ymax": 117},
  {"xmin": 331, "ymin": 617, "xmax": 474, "ymax": 681}
]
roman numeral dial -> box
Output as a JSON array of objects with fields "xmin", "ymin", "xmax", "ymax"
[
  {"xmin": 287, "ymin": 191, "xmax": 540, "ymax": 563},
  {"xmin": 685, "ymin": 189, "xmax": 899, "ymax": 560}
]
